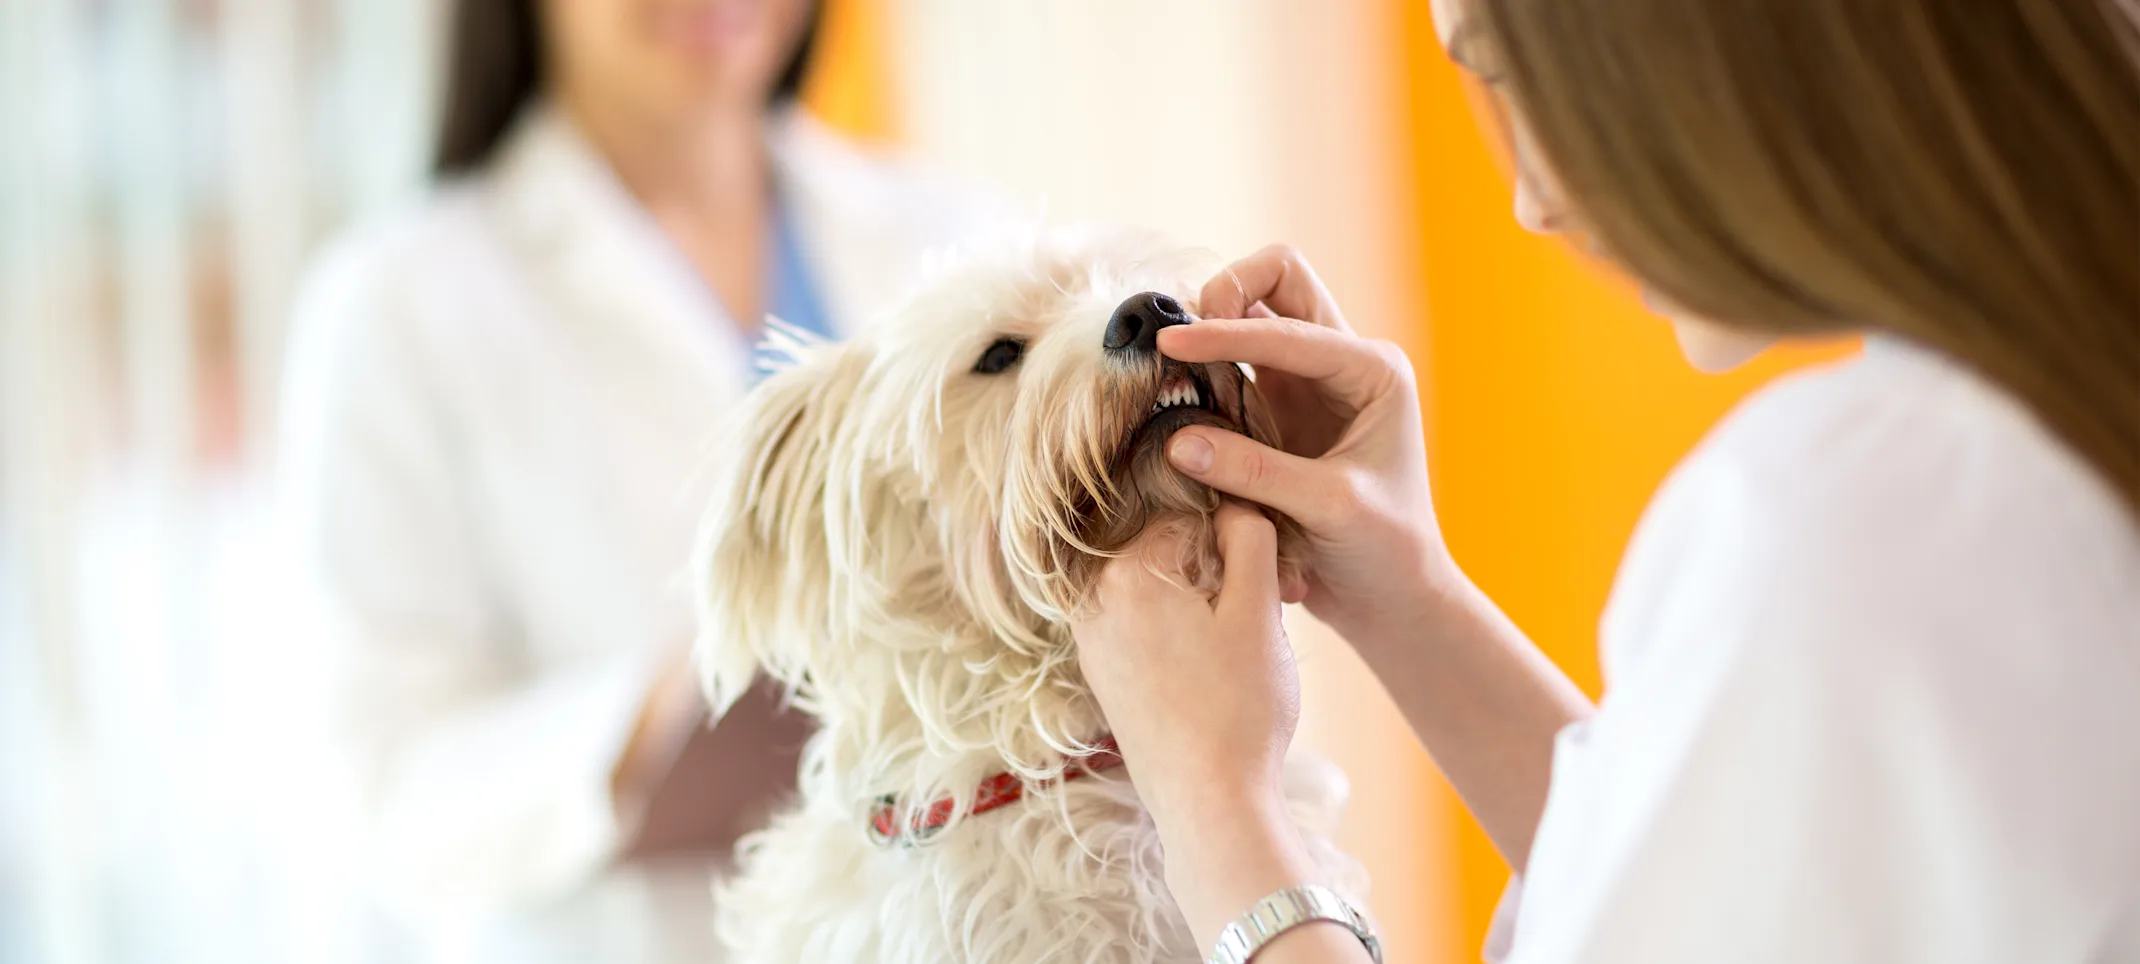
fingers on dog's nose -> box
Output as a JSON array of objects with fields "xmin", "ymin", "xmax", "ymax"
[
  {"xmin": 1104, "ymin": 291, "xmax": 1193, "ymax": 353},
  {"xmin": 1197, "ymin": 244, "xmax": 1352, "ymax": 333},
  {"xmin": 1158, "ymin": 319, "xmax": 1392, "ymax": 411}
]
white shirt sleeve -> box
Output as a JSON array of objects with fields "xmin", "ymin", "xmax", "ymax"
[
  {"xmin": 278, "ymin": 241, "xmax": 664, "ymax": 916},
  {"xmin": 1490, "ymin": 355, "xmax": 2140, "ymax": 963}
]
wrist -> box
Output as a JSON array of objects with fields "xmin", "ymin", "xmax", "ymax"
[
  {"xmin": 1320, "ymin": 542, "xmax": 1474, "ymax": 648},
  {"xmin": 1133, "ymin": 745, "xmax": 1286, "ymax": 838},
  {"xmin": 1147, "ymin": 778, "xmax": 1321, "ymax": 949},
  {"xmin": 1348, "ymin": 571, "xmax": 1508, "ymax": 682}
]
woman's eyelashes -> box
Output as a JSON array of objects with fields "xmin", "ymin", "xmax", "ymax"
[{"xmin": 973, "ymin": 338, "xmax": 1026, "ymax": 374}]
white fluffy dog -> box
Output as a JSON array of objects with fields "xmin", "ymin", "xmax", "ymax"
[{"xmin": 692, "ymin": 229, "xmax": 1368, "ymax": 963}]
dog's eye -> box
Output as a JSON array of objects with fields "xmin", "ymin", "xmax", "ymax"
[{"xmin": 972, "ymin": 338, "xmax": 1026, "ymax": 375}]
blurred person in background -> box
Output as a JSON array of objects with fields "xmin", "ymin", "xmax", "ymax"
[
  {"xmin": 276, "ymin": 0, "xmax": 989, "ymax": 960},
  {"xmin": 1070, "ymin": 0, "xmax": 2140, "ymax": 961}
]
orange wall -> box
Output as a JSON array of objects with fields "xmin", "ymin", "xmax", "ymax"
[
  {"xmin": 801, "ymin": 0, "xmax": 898, "ymax": 142},
  {"xmin": 1393, "ymin": 4, "xmax": 1855, "ymax": 960}
]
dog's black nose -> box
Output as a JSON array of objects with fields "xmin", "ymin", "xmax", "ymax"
[{"xmin": 1103, "ymin": 291, "xmax": 1192, "ymax": 354}]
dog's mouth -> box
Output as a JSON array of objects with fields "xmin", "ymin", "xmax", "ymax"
[
  {"xmin": 1127, "ymin": 361, "xmax": 1243, "ymax": 449},
  {"xmin": 1049, "ymin": 354, "xmax": 1275, "ymax": 562},
  {"xmin": 1002, "ymin": 316, "xmax": 1301, "ymax": 616}
]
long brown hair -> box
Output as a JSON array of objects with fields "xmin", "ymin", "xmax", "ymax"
[
  {"xmin": 432, "ymin": 0, "xmax": 823, "ymax": 177},
  {"xmin": 1470, "ymin": 0, "xmax": 2140, "ymax": 520}
]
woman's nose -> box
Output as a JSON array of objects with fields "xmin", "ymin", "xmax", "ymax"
[
  {"xmin": 1104, "ymin": 291, "xmax": 1192, "ymax": 354},
  {"xmin": 1515, "ymin": 179, "xmax": 1568, "ymax": 235}
]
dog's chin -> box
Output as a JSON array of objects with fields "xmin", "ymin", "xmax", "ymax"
[
  {"xmin": 1066, "ymin": 363, "xmax": 1300, "ymax": 594},
  {"xmin": 1127, "ymin": 403, "xmax": 1239, "ymax": 460}
]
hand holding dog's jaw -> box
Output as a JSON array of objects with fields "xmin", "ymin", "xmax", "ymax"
[
  {"xmin": 1182, "ymin": 243, "xmax": 1362, "ymax": 462},
  {"xmin": 1070, "ymin": 502, "xmax": 1300, "ymax": 826},
  {"xmin": 1151, "ymin": 245, "xmax": 1479, "ymax": 651}
]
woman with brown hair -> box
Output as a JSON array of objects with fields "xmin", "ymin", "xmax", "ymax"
[
  {"xmin": 1071, "ymin": 0, "xmax": 2140, "ymax": 961},
  {"xmin": 278, "ymin": 1, "xmax": 990, "ymax": 961}
]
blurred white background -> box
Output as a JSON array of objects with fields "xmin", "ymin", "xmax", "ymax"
[{"xmin": 5, "ymin": 2, "xmax": 443, "ymax": 962}]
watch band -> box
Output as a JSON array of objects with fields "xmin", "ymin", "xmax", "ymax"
[{"xmin": 1206, "ymin": 883, "xmax": 1382, "ymax": 964}]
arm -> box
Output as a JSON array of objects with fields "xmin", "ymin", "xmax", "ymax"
[
  {"xmin": 611, "ymin": 646, "xmax": 704, "ymax": 822},
  {"xmin": 1337, "ymin": 570, "xmax": 1586, "ymax": 872},
  {"xmin": 1160, "ymin": 794, "xmax": 1379, "ymax": 964},
  {"xmin": 1077, "ymin": 525, "xmax": 1568, "ymax": 964},
  {"xmin": 1073, "ymin": 245, "xmax": 1594, "ymax": 958},
  {"xmin": 278, "ymin": 252, "xmax": 668, "ymax": 911},
  {"xmin": 1075, "ymin": 505, "xmax": 1376, "ymax": 962},
  {"xmin": 1168, "ymin": 245, "xmax": 1591, "ymax": 869}
]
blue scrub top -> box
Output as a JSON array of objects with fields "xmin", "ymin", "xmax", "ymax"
[{"xmin": 748, "ymin": 194, "xmax": 836, "ymax": 382}]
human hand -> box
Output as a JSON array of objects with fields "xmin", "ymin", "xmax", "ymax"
[
  {"xmin": 1170, "ymin": 245, "xmax": 1459, "ymax": 644},
  {"xmin": 1071, "ymin": 501, "xmax": 1300, "ymax": 827},
  {"xmin": 621, "ymin": 679, "xmax": 808, "ymax": 863},
  {"xmin": 614, "ymin": 647, "xmax": 707, "ymax": 813},
  {"xmin": 1074, "ymin": 502, "xmax": 1381, "ymax": 955},
  {"xmin": 614, "ymin": 648, "xmax": 809, "ymax": 862},
  {"xmin": 1172, "ymin": 248, "xmax": 1589, "ymax": 880}
]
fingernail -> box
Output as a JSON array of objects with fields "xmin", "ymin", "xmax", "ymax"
[{"xmin": 1169, "ymin": 433, "xmax": 1214, "ymax": 474}]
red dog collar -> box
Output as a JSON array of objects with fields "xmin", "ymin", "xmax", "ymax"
[{"xmin": 866, "ymin": 736, "xmax": 1125, "ymax": 847}]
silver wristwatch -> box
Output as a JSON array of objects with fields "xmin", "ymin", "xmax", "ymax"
[{"xmin": 1206, "ymin": 884, "xmax": 1382, "ymax": 964}]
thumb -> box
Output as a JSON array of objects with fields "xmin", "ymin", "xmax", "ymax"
[
  {"xmin": 1167, "ymin": 427, "xmax": 1331, "ymax": 527},
  {"xmin": 1213, "ymin": 501, "xmax": 1279, "ymax": 612}
]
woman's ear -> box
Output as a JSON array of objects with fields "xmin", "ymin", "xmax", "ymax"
[{"xmin": 692, "ymin": 339, "xmax": 865, "ymax": 718}]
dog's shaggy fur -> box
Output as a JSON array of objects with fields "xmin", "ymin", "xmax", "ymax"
[{"xmin": 692, "ymin": 229, "xmax": 1368, "ymax": 963}]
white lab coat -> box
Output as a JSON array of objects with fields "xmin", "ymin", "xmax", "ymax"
[
  {"xmin": 1490, "ymin": 338, "xmax": 2140, "ymax": 963},
  {"xmin": 277, "ymin": 105, "xmax": 997, "ymax": 963}
]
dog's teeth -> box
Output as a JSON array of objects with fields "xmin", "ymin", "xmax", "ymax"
[{"xmin": 1153, "ymin": 379, "xmax": 1201, "ymax": 414}]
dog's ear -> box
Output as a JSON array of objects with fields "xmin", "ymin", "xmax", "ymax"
[{"xmin": 692, "ymin": 339, "xmax": 865, "ymax": 718}]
